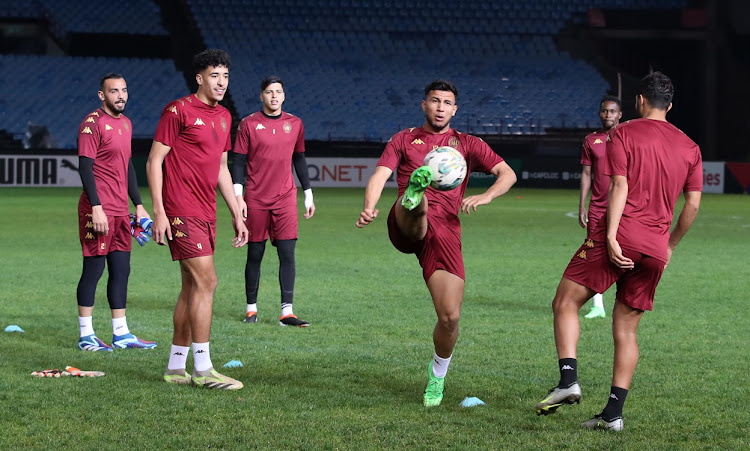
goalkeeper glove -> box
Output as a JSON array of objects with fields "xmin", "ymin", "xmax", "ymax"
[{"xmin": 130, "ymin": 214, "xmax": 153, "ymax": 246}]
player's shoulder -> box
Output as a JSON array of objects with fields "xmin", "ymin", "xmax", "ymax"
[
  {"xmin": 388, "ymin": 126, "xmax": 421, "ymax": 142},
  {"xmin": 162, "ymin": 96, "xmax": 189, "ymax": 115},
  {"xmin": 455, "ymin": 130, "xmax": 485, "ymax": 145},
  {"xmin": 585, "ymin": 130, "xmax": 606, "ymax": 141},
  {"xmin": 80, "ymin": 109, "xmax": 102, "ymax": 124}
]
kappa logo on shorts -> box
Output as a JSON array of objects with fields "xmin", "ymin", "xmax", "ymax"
[
  {"xmin": 85, "ymin": 232, "xmax": 95, "ymax": 239},
  {"xmin": 577, "ymin": 250, "xmax": 587, "ymax": 259},
  {"xmin": 171, "ymin": 217, "xmax": 184, "ymax": 225},
  {"xmin": 174, "ymin": 230, "xmax": 186, "ymax": 238},
  {"xmin": 585, "ymin": 239, "xmax": 594, "ymax": 248}
]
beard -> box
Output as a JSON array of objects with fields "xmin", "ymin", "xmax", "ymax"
[{"xmin": 106, "ymin": 99, "xmax": 127, "ymax": 114}]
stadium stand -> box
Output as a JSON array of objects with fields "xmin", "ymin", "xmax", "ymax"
[
  {"xmin": 0, "ymin": 0, "xmax": 688, "ymax": 147},
  {"xmin": 187, "ymin": 0, "xmax": 686, "ymax": 140}
]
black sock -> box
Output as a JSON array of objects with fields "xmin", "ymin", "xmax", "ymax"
[
  {"xmin": 558, "ymin": 358, "xmax": 578, "ymax": 388},
  {"xmin": 276, "ymin": 239, "xmax": 296, "ymax": 305},
  {"xmin": 600, "ymin": 386, "xmax": 628, "ymax": 421},
  {"xmin": 245, "ymin": 241, "xmax": 266, "ymax": 304}
]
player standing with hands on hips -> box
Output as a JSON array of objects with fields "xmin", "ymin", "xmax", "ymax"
[
  {"xmin": 147, "ymin": 49, "xmax": 248, "ymax": 390},
  {"xmin": 357, "ymin": 79, "xmax": 516, "ymax": 407},
  {"xmin": 232, "ymin": 75, "xmax": 315, "ymax": 327},
  {"xmin": 534, "ymin": 72, "xmax": 702, "ymax": 431},
  {"xmin": 75, "ymin": 73, "xmax": 156, "ymax": 352}
]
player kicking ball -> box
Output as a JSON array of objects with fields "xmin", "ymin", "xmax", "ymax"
[{"xmin": 357, "ymin": 80, "xmax": 516, "ymax": 407}]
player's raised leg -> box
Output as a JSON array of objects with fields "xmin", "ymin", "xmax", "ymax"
[
  {"xmin": 423, "ymin": 270, "xmax": 464, "ymax": 407},
  {"xmin": 535, "ymin": 277, "xmax": 592, "ymax": 415}
]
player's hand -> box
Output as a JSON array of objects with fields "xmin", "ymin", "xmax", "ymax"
[
  {"xmin": 232, "ymin": 215, "xmax": 248, "ymax": 248},
  {"xmin": 91, "ymin": 205, "xmax": 109, "ymax": 235},
  {"xmin": 236, "ymin": 195, "xmax": 247, "ymax": 218},
  {"xmin": 578, "ymin": 207, "xmax": 588, "ymax": 229},
  {"xmin": 460, "ymin": 193, "xmax": 491, "ymax": 214},
  {"xmin": 152, "ymin": 212, "xmax": 171, "ymax": 246},
  {"xmin": 664, "ymin": 247, "xmax": 674, "ymax": 269},
  {"xmin": 356, "ymin": 208, "xmax": 378, "ymax": 228},
  {"xmin": 303, "ymin": 189, "xmax": 315, "ymax": 219},
  {"xmin": 607, "ymin": 238, "xmax": 634, "ymax": 269}
]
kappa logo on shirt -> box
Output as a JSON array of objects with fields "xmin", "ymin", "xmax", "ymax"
[
  {"xmin": 256, "ymin": 123, "xmax": 266, "ymax": 130},
  {"xmin": 85, "ymin": 117, "xmax": 96, "ymax": 123},
  {"xmin": 81, "ymin": 127, "xmax": 93, "ymax": 134},
  {"xmin": 594, "ymin": 138, "xmax": 603, "ymax": 144},
  {"xmin": 167, "ymin": 105, "xmax": 178, "ymax": 114},
  {"xmin": 194, "ymin": 118, "xmax": 205, "ymax": 126},
  {"xmin": 105, "ymin": 124, "xmax": 113, "ymax": 131},
  {"xmin": 577, "ymin": 250, "xmax": 587, "ymax": 259},
  {"xmin": 606, "ymin": 134, "xmax": 611, "ymax": 142},
  {"xmin": 411, "ymin": 139, "xmax": 425, "ymax": 145},
  {"xmin": 90, "ymin": 111, "xmax": 99, "ymax": 117}
]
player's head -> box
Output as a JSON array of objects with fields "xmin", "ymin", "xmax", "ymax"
[
  {"xmin": 260, "ymin": 75, "xmax": 285, "ymax": 116},
  {"xmin": 97, "ymin": 73, "xmax": 127, "ymax": 117},
  {"xmin": 422, "ymin": 79, "xmax": 458, "ymax": 133},
  {"xmin": 598, "ymin": 95, "xmax": 622, "ymax": 131},
  {"xmin": 636, "ymin": 71, "xmax": 673, "ymax": 116},
  {"xmin": 193, "ymin": 49, "xmax": 230, "ymax": 105}
]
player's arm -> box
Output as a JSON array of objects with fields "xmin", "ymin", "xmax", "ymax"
[
  {"xmin": 461, "ymin": 161, "xmax": 517, "ymax": 214},
  {"xmin": 356, "ymin": 165, "xmax": 392, "ymax": 228},
  {"xmin": 78, "ymin": 156, "xmax": 109, "ymax": 235},
  {"xmin": 218, "ymin": 152, "xmax": 248, "ymax": 248},
  {"xmin": 145, "ymin": 141, "xmax": 172, "ymax": 245},
  {"xmin": 127, "ymin": 159, "xmax": 150, "ymax": 221},
  {"xmin": 231, "ymin": 151, "xmax": 248, "ymax": 218},
  {"xmin": 665, "ymin": 190, "xmax": 701, "ymax": 268},
  {"xmin": 292, "ymin": 152, "xmax": 314, "ymax": 219},
  {"xmin": 605, "ymin": 174, "xmax": 634, "ymax": 269},
  {"xmin": 579, "ymin": 165, "xmax": 592, "ymax": 228}
]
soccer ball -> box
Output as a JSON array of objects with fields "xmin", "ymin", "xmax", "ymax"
[{"xmin": 423, "ymin": 146, "xmax": 467, "ymax": 191}]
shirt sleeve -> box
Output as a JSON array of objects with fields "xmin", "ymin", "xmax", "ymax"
[
  {"xmin": 376, "ymin": 134, "xmax": 401, "ymax": 170},
  {"xmin": 294, "ymin": 119, "xmax": 305, "ymax": 154},
  {"xmin": 581, "ymin": 137, "xmax": 592, "ymax": 166},
  {"xmin": 223, "ymin": 113, "xmax": 232, "ymax": 152},
  {"xmin": 466, "ymin": 136, "xmax": 503, "ymax": 174},
  {"xmin": 605, "ymin": 128, "xmax": 627, "ymax": 177},
  {"xmin": 684, "ymin": 147, "xmax": 703, "ymax": 192},
  {"xmin": 77, "ymin": 115, "xmax": 101, "ymax": 159},
  {"xmin": 153, "ymin": 101, "xmax": 183, "ymax": 147},
  {"xmin": 233, "ymin": 118, "xmax": 249, "ymax": 155}
]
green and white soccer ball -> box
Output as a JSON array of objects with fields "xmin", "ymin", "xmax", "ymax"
[{"xmin": 424, "ymin": 146, "xmax": 467, "ymax": 191}]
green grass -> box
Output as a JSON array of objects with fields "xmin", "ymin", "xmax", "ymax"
[{"xmin": 0, "ymin": 187, "xmax": 748, "ymax": 450}]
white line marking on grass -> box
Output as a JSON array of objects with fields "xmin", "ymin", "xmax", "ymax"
[{"xmin": 565, "ymin": 212, "xmax": 577, "ymax": 218}]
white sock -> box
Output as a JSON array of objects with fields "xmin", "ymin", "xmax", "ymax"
[
  {"xmin": 79, "ymin": 316, "xmax": 94, "ymax": 337},
  {"xmin": 431, "ymin": 353, "xmax": 452, "ymax": 378},
  {"xmin": 281, "ymin": 303, "xmax": 294, "ymax": 317},
  {"xmin": 246, "ymin": 303, "xmax": 257, "ymax": 314},
  {"xmin": 167, "ymin": 345, "xmax": 190, "ymax": 371},
  {"xmin": 593, "ymin": 293, "xmax": 604, "ymax": 309},
  {"xmin": 192, "ymin": 342, "xmax": 213, "ymax": 372},
  {"xmin": 112, "ymin": 316, "xmax": 130, "ymax": 336}
]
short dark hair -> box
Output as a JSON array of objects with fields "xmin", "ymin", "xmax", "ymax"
[
  {"xmin": 99, "ymin": 73, "xmax": 124, "ymax": 91},
  {"xmin": 192, "ymin": 49, "xmax": 231, "ymax": 74},
  {"xmin": 600, "ymin": 95, "xmax": 622, "ymax": 111},
  {"xmin": 424, "ymin": 79, "xmax": 458, "ymax": 101},
  {"xmin": 638, "ymin": 71, "xmax": 673, "ymax": 110},
  {"xmin": 261, "ymin": 75, "xmax": 284, "ymax": 91}
]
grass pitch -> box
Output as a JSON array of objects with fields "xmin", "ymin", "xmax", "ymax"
[{"xmin": 0, "ymin": 187, "xmax": 747, "ymax": 450}]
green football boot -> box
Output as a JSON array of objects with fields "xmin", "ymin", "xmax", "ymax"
[
  {"xmin": 423, "ymin": 362, "xmax": 445, "ymax": 407},
  {"xmin": 401, "ymin": 166, "xmax": 433, "ymax": 211}
]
